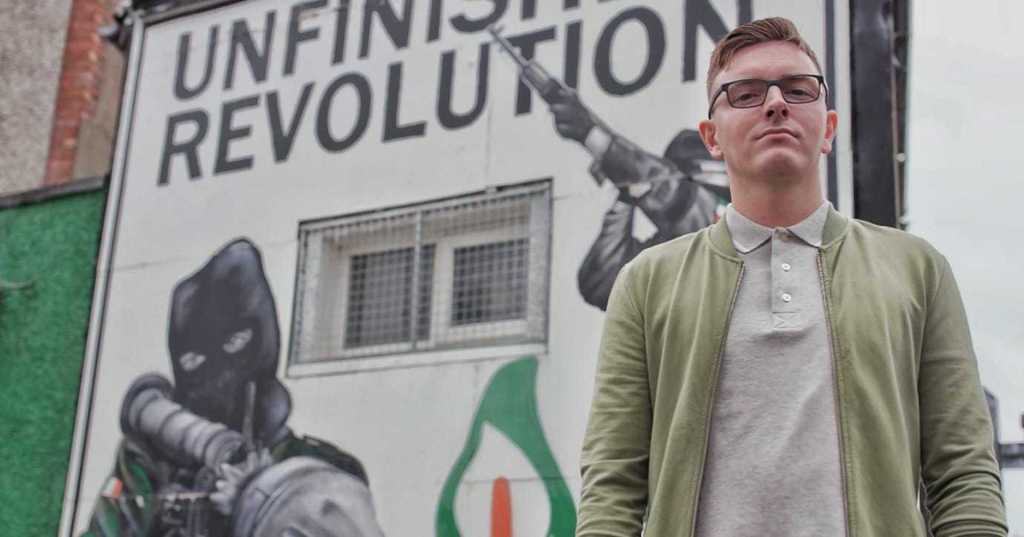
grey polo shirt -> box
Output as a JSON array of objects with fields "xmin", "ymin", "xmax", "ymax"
[{"xmin": 694, "ymin": 201, "xmax": 846, "ymax": 537}]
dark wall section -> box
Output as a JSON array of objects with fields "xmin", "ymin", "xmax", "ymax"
[
  {"xmin": 849, "ymin": 0, "xmax": 906, "ymax": 227},
  {"xmin": 0, "ymin": 188, "xmax": 106, "ymax": 535}
]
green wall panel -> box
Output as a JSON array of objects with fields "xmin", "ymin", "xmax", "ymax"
[{"xmin": 0, "ymin": 188, "xmax": 106, "ymax": 536}]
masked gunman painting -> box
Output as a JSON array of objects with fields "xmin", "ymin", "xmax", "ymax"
[{"xmin": 82, "ymin": 239, "xmax": 385, "ymax": 537}]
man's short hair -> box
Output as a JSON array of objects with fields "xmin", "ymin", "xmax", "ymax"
[{"xmin": 706, "ymin": 17, "xmax": 823, "ymax": 96}]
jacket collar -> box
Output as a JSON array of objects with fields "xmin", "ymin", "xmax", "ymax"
[{"xmin": 709, "ymin": 202, "xmax": 850, "ymax": 260}]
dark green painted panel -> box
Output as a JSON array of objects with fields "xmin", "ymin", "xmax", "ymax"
[{"xmin": 0, "ymin": 189, "xmax": 106, "ymax": 536}]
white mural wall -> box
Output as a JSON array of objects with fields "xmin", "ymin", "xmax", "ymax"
[{"xmin": 59, "ymin": 1, "xmax": 868, "ymax": 536}]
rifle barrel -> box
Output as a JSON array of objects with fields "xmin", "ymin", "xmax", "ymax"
[{"xmin": 487, "ymin": 25, "xmax": 532, "ymax": 71}]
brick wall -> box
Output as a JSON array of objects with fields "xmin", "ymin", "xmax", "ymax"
[{"xmin": 43, "ymin": 0, "xmax": 122, "ymax": 187}]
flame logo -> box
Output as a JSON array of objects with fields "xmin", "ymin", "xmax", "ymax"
[{"xmin": 435, "ymin": 357, "xmax": 576, "ymax": 537}]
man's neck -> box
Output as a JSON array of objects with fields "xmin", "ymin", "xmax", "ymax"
[{"xmin": 728, "ymin": 173, "xmax": 825, "ymax": 228}]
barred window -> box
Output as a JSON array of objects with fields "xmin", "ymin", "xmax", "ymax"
[
  {"xmin": 451, "ymin": 239, "xmax": 528, "ymax": 326},
  {"xmin": 290, "ymin": 182, "xmax": 550, "ymax": 370},
  {"xmin": 345, "ymin": 245, "xmax": 435, "ymax": 348}
]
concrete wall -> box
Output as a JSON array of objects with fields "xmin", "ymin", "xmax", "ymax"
[{"xmin": 0, "ymin": 0, "xmax": 73, "ymax": 195}]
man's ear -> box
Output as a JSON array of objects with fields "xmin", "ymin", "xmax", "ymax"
[
  {"xmin": 698, "ymin": 119, "xmax": 724, "ymax": 159},
  {"xmin": 821, "ymin": 110, "xmax": 839, "ymax": 154}
]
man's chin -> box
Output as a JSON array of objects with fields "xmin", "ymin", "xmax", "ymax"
[{"xmin": 750, "ymin": 152, "xmax": 811, "ymax": 180}]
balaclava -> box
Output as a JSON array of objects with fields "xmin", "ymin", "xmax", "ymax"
[{"xmin": 167, "ymin": 238, "xmax": 289, "ymax": 442}]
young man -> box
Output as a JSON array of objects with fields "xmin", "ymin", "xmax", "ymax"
[{"xmin": 576, "ymin": 17, "xmax": 1007, "ymax": 537}]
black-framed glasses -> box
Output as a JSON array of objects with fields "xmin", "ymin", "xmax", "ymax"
[{"xmin": 707, "ymin": 74, "xmax": 827, "ymax": 118}]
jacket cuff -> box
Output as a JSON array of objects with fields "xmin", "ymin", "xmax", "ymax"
[{"xmin": 584, "ymin": 126, "xmax": 613, "ymax": 158}]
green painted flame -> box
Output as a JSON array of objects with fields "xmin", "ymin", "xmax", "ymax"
[{"xmin": 436, "ymin": 356, "xmax": 576, "ymax": 537}]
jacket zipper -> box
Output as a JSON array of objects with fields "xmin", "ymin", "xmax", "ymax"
[
  {"xmin": 817, "ymin": 252, "xmax": 851, "ymax": 537},
  {"xmin": 688, "ymin": 264, "xmax": 744, "ymax": 537}
]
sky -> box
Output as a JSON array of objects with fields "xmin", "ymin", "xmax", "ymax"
[{"xmin": 904, "ymin": 1, "xmax": 1024, "ymax": 531}]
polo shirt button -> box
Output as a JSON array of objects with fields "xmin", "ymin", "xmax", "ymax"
[
  {"xmin": 781, "ymin": 262, "xmax": 792, "ymax": 271},
  {"xmin": 781, "ymin": 292, "xmax": 792, "ymax": 302}
]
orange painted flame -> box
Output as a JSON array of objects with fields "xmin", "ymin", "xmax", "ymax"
[{"xmin": 491, "ymin": 476, "xmax": 512, "ymax": 537}]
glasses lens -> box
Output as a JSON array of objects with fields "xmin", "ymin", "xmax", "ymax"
[
  {"xmin": 780, "ymin": 76, "xmax": 821, "ymax": 103},
  {"xmin": 726, "ymin": 80, "xmax": 768, "ymax": 108}
]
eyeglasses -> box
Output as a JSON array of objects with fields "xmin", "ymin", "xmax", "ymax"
[{"xmin": 707, "ymin": 74, "xmax": 827, "ymax": 118}]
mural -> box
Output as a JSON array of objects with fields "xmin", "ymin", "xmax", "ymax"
[
  {"xmin": 436, "ymin": 357, "xmax": 576, "ymax": 537},
  {"xmin": 59, "ymin": 2, "xmax": 886, "ymax": 537},
  {"xmin": 83, "ymin": 239, "xmax": 384, "ymax": 537}
]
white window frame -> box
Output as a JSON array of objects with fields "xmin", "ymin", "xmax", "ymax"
[{"xmin": 287, "ymin": 181, "xmax": 551, "ymax": 377}]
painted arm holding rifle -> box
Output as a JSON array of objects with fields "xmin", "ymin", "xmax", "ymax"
[{"xmin": 488, "ymin": 26, "xmax": 727, "ymax": 310}]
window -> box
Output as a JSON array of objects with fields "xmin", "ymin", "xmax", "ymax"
[
  {"xmin": 289, "ymin": 182, "xmax": 550, "ymax": 373},
  {"xmin": 451, "ymin": 239, "xmax": 528, "ymax": 326}
]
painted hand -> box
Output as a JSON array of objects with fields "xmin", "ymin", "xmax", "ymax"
[
  {"xmin": 210, "ymin": 448, "xmax": 274, "ymax": 516},
  {"xmin": 549, "ymin": 88, "xmax": 595, "ymax": 143}
]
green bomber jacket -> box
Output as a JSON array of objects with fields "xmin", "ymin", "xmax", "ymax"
[{"xmin": 577, "ymin": 206, "xmax": 1007, "ymax": 537}]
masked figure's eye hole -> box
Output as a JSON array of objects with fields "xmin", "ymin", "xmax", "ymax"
[
  {"xmin": 179, "ymin": 351, "xmax": 206, "ymax": 372},
  {"xmin": 223, "ymin": 328, "xmax": 253, "ymax": 354}
]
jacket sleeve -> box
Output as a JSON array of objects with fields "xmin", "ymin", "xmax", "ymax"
[
  {"xmin": 577, "ymin": 260, "xmax": 651, "ymax": 537},
  {"xmin": 594, "ymin": 133, "xmax": 685, "ymax": 188},
  {"xmin": 919, "ymin": 257, "xmax": 1007, "ymax": 537}
]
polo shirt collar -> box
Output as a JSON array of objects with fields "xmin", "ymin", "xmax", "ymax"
[
  {"xmin": 787, "ymin": 201, "xmax": 830, "ymax": 248},
  {"xmin": 725, "ymin": 205, "xmax": 772, "ymax": 254},
  {"xmin": 725, "ymin": 200, "xmax": 831, "ymax": 253}
]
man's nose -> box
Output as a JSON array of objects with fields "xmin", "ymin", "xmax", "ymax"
[{"xmin": 763, "ymin": 85, "xmax": 789, "ymax": 118}]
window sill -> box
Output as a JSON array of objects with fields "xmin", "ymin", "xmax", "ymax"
[{"xmin": 285, "ymin": 342, "xmax": 548, "ymax": 378}]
